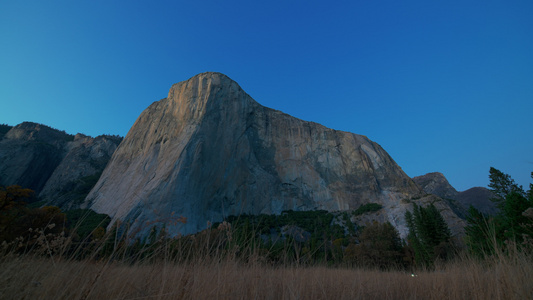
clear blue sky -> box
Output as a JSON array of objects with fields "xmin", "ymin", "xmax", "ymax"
[{"xmin": 1, "ymin": 0, "xmax": 532, "ymax": 191}]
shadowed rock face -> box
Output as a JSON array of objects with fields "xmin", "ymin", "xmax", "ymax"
[
  {"xmin": 0, "ymin": 122, "xmax": 121, "ymax": 208},
  {"xmin": 413, "ymin": 172, "xmax": 497, "ymax": 216},
  {"xmin": 0, "ymin": 122, "xmax": 69, "ymax": 192},
  {"xmin": 86, "ymin": 72, "xmax": 425, "ymax": 236},
  {"xmin": 413, "ymin": 172, "xmax": 458, "ymax": 200},
  {"xmin": 39, "ymin": 134, "xmax": 122, "ymax": 208},
  {"xmin": 455, "ymin": 187, "xmax": 498, "ymax": 216}
]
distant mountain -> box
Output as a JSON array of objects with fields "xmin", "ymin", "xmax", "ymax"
[
  {"xmin": 413, "ymin": 172, "xmax": 497, "ymax": 216},
  {"xmin": 84, "ymin": 72, "xmax": 464, "ymax": 237},
  {"xmin": 456, "ymin": 187, "xmax": 499, "ymax": 216},
  {"xmin": 0, "ymin": 122, "xmax": 122, "ymax": 208}
]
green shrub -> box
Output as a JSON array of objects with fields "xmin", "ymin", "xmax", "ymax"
[{"xmin": 352, "ymin": 203, "xmax": 383, "ymax": 216}]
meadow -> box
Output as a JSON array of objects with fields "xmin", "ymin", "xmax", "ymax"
[
  {"xmin": 2, "ymin": 178, "xmax": 532, "ymax": 300},
  {"xmin": 1, "ymin": 226, "xmax": 532, "ymax": 300}
]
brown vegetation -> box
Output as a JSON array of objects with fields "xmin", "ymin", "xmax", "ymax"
[
  {"xmin": 1, "ymin": 249, "xmax": 532, "ymax": 299},
  {"xmin": 1, "ymin": 221, "xmax": 532, "ymax": 300},
  {"xmin": 1, "ymin": 177, "xmax": 532, "ymax": 299}
]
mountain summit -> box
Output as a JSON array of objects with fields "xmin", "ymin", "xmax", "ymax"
[{"xmin": 85, "ymin": 72, "xmax": 426, "ymax": 236}]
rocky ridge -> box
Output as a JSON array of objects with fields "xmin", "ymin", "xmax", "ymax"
[
  {"xmin": 413, "ymin": 172, "xmax": 458, "ymax": 200},
  {"xmin": 413, "ymin": 172, "xmax": 497, "ymax": 216},
  {"xmin": 0, "ymin": 122, "xmax": 122, "ymax": 208}
]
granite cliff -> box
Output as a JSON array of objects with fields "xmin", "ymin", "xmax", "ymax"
[
  {"xmin": 85, "ymin": 72, "xmax": 464, "ymax": 237},
  {"xmin": 0, "ymin": 122, "xmax": 121, "ymax": 208}
]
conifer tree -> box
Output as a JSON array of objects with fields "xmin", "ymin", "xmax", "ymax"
[
  {"xmin": 465, "ymin": 168, "xmax": 533, "ymax": 255},
  {"xmin": 405, "ymin": 203, "xmax": 451, "ymax": 267},
  {"xmin": 488, "ymin": 167, "xmax": 524, "ymax": 207}
]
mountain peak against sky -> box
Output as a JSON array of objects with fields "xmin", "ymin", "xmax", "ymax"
[
  {"xmin": 85, "ymin": 73, "xmax": 436, "ymax": 237},
  {"xmin": 413, "ymin": 172, "xmax": 498, "ymax": 216},
  {"xmin": 171, "ymin": 72, "xmax": 232, "ymax": 89},
  {"xmin": 167, "ymin": 72, "xmax": 246, "ymax": 106},
  {"xmin": 183, "ymin": 71, "xmax": 231, "ymax": 80},
  {"xmin": 2, "ymin": 1, "xmax": 532, "ymax": 192}
]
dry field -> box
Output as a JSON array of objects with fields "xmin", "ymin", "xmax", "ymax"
[{"xmin": 1, "ymin": 251, "xmax": 532, "ymax": 300}]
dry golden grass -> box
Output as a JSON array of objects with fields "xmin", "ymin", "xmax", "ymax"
[
  {"xmin": 1, "ymin": 215, "xmax": 532, "ymax": 299},
  {"xmin": 1, "ymin": 250, "xmax": 532, "ymax": 300}
]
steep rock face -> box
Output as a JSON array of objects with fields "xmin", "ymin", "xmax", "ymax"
[
  {"xmin": 86, "ymin": 72, "xmax": 428, "ymax": 236},
  {"xmin": 39, "ymin": 134, "xmax": 122, "ymax": 208},
  {"xmin": 0, "ymin": 122, "xmax": 121, "ymax": 208}
]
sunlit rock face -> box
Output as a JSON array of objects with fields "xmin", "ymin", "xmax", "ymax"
[{"xmin": 86, "ymin": 72, "xmax": 425, "ymax": 236}]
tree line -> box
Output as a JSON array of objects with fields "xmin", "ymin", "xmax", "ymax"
[{"xmin": 1, "ymin": 167, "xmax": 531, "ymax": 269}]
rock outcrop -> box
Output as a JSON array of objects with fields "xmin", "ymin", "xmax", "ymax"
[
  {"xmin": 413, "ymin": 172, "xmax": 497, "ymax": 216},
  {"xmin": 413, "ymin": 172, "xmax": 458, "ymax": 200},
  {"xmin": 0, "ymin": 122, "xmax": 122, "ymax": 208},
  {"xmin": 85, "ymin": 72, "xmax": 456, "ymax": 237}
]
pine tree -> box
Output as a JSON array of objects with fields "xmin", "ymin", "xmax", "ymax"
[
  {"xmin": 405, "ymin": 203, "xmax": 451, "ymax": 267},
  {"xmin": 488, "ymin": 167, "xmax": 524, "ymax": 207},
  {"xmin": 465, "ymin": 168, "xmax": 533, "ymax": 255}
]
